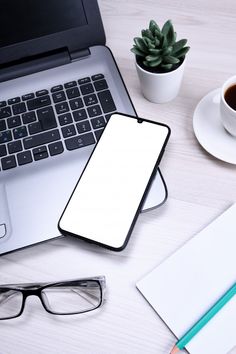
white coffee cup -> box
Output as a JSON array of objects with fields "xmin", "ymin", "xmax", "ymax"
[{"xmin": 220, "ymin": 75, "xmax": 236, "ymax": 137}]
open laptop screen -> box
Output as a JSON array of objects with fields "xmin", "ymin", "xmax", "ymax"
[{"xmin": 0, "ymin": 0, "xmax": 87, "ymax": 48}]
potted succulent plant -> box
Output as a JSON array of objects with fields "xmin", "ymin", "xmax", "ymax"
[{"xmin": 131, "ymin": 19, "xmax": 190, "ymax": 103}]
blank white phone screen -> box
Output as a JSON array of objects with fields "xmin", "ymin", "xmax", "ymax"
[{"xmin": 59, "ymin": 114, "xmax": 169, "ymax": 249}]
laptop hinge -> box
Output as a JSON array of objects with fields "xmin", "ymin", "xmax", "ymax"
[
  {"xmin": 70, "ymin": 48, "xmax": 91, "ymax": 62},
  {"xmin": 0, "ymin": 48, "xmax": 71, "ymax": 83}
]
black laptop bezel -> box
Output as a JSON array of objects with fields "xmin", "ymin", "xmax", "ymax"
[{"xmin": 0, "ymin": 0, "xmax": 106, "ymax": 66}]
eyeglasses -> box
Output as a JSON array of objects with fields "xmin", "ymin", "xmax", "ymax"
[{"xmin": 0, "ymin": 276, "xmax": 105, "ymax": 320}]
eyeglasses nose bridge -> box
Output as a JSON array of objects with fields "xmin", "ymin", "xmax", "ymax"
[
  {"xmin": 23, "ymin": 289, "xmax": 50, "ymax": 310},
  {"xmin": 23, "ymin": 289, "xmax": 40, "ymax": 298},
  {"xmin": 18, "ymin": 289, "xmax": 42, "ymax": 316}
]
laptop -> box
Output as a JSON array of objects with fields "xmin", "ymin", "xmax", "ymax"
[{"xmin": 0, "ymin": 0, "xmax": 168, "ymax": 255}]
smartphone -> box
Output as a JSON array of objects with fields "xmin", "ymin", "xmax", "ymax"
[{"xmin": 58, "ymin": 113, "xmax": 170, "ymax": 251}]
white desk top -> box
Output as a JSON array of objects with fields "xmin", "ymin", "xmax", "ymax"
[{"xmin": 1, "ymin": 1, "xmax": 236, "ymax": 353}]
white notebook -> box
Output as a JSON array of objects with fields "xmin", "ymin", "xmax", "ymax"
[{"xmin": 137, "ymin": 204, "xmax": 236, "ymax": 354}]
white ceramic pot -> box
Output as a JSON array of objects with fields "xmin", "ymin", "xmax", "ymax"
[{"xmin": 135, "ymin": 58, "xmax": 185, "ymax": 103}]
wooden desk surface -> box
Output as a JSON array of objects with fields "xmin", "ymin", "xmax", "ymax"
[{"xmin": 1, "ymin": 1, "xmax": 236, "ymax": 353}]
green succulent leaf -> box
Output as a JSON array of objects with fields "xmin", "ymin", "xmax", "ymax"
[
  {"xmin": 172, "ymin": 39, "xmax": 187, "ymax": 54},
  {"xmin": 144, "ymin": 37, "xmax": 156, "ymax": 49},
  {"xmin": 149, "ymin": 48, "xmax": 162, "ymax": 55},
  {"xmin": 145, "ymin": 55, "xmax": 161, "ymax": 62},
  {"xmin": 161, "ymin": 20, "xmax": 172, "ymax": 36},
  {"xmin": 134, "ymin": 37, "xmax": 148, "ymax": 52},
  {"xmin": 141, "ymin": 29, "xmax": 154, "ymax": 40},
  {"xmin": 173, "ymin": 32, "xmax": 177, "ymax": 43},
  {"xmin": 149, "ymin": 20, "xmax": 160, "ymax": 34},
  {"xmin": 163, "ymin": 56, "xmax": 180, "ymax": 64},
  {"xmin": 142, "ymin": 37, "xmax": 150, "ymax": 47},
  {"xmin": 162, "ymin": 46, "xmax": 172, "ymax": 56},
  {"xmin": 154, "ymin": 29, "xmax": 162, "ymax": 41},
  {"xmin": 161, "ymin": 63, "xmax": 173, "ymax": 70},
  {"xmin": 153, "ymin": 37, "xmax": 160, "ymax": 47},
  {"xmin": 131, "ymin": 47, "xmax": 146, "ymax": 57},
  {"xmin": 166, "ymin": 22, "xmax": 175, "ymax": 45},
  {"xmin": 174, "ymin": 46, "xmax": 190, "ymax": 58},
  {"xmin": 161, "ymin": 35, "xmax": 168, "ymax": 48},
  {"xmin": 143, "ymin": 60, "xmax": 150, "ymax": 67},
  {"xmin": 148, "ymin": 57, "xmax": 162, "ymax": 67}
]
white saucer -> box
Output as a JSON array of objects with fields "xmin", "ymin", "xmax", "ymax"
[{"xmin": 193, "ymin": 88, "xmax": 236, "ymax": 164}]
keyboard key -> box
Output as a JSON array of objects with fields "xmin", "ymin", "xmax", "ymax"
[
  {"xmin": 87, "ymin": 105, "xmax": 102, "ymax": 118},
  {"xmin": 80, "ymin": 83, "xmax": 94, "ymax": 95},
  {"xmin": 98, "ymin": 90, "xmax": 116, "ymax": 113},
  {"xmin": 0, "ymin": 145, "xmax": 7, "ymax": 157},
  {"xmin": 22, "ymin": 111, "xmax": 36, "ymax": 124},
  {"xmin": 69, "ymin": 98, "xmax": 83, "ymax": 111},
  {"xmin": 94, "ymin": 79, "xmax": 108, "ymax": 91},
  {"xmin": 49, "ymin": 141, "xmax": 64, "ymax": 156},
  {"xmin": 0, "ymin": 120, "xmax": 6, "ymax": 131},
  {"xmin": 34, "ymin": 151, "xmax": 48, "ymax": 162},
  {"xmin": 55, "ymin": 101, "xmax": 69, "ymax": 114},
  {"xmin": 76, "ymin": 121, "xmax": 91, "ymax": 134},
  {"xmin": 0, "ymin": 101, "xmax": 6, "ymax": 108},
  {"xmin": 0, "ymin": 130, "xmax": 12, "ymax": 144},
  {"xmin": 66, "ymin": 87, "xmax": 80, "ymax": 99},
  {"xmin": 28, "ymin": 122, "xmax": 42, "ymax": 135},
  {"xmin": 13, "ymin": 126, "xmax": 28, "ymax": 139},
  {"xmin": 33, "ymin": 146, "xmax": 48, "ymax": 161},
  {"xmin": 51, "ymin": 85, "xmax": 63, "ymax": 93},
  {"xmin": 92, "ymin": 74, "xmax": 104, "ymax": 81},
  {"xmin": 37, "ymin": 106, "xmax": 57, "ymax": 130},
  {"xmin": 12, "ymin": 102, "xmax": 26, "ymax": 115},
  {"xmin": 65, "ymin": 132, "xmax": 95, "ymax": 151},
  {"xmin": 23, "ymin": 129, "xmax": 60, "ymax": 149},
  {"xmin": 22, "ymin": 93, "xmax": 34, "ymax": 101},
  {"xmin": 17, "ymin": 150, "xmax": 33, "ymax": 166},
  {"xmin": 84, "ymin": 94, "xmax": 98, "ymax": 106},
  {"xmin": 0, "ymin": 106, "xmax": 12, "ymax": 119},
  {"xmin": 1, "ymin": 155, "xmax": 16, "ymax": 170},
  {"xmin": 27, "ymin": 96, "xmax": 51, "ymax": 110},
  {"xmin": 95, "ymin": 129, "xmax": 104, "ymax": 141},
  {"xmin": 8, "ymin": 140, "xmax": 22, "ymax": 154},
  {"xmin": 91, "ymin": 116, "xmax": 106, "ymax": 130},
  {"xmin": 62, "ymin": 124, "xmax": 76, "ymax": 138},
  {"xmin": 36, "ymin": 89, "xmax": 48, "ymax": 97},
  {"xmin": 64, "ymin": 81, "xmax": 77, "ymax": 88},
  {"xmin": 8, "ymin": 97, "xmax": 21, "ymax": 105},
  {"xmin": 58, "ymin": 113, "xmax": 72, "ymax": 126},
  {"xmin": 7, "ymin": 115, "xmax": 21, "ymax": 128},
  {"xmin": 52, "ymin": 91, "xmax": 66, "ymax": 103},
  {"xmin": 78, "ymin": 77, "xmax": 91, "ymax": 85},
  {"xmin": 33, "ymin": 146, "xmax": 46, "ymax": 154},
  {"xmin": 73, "ymin": 109, "xmax": 87, "ymax": 122}
]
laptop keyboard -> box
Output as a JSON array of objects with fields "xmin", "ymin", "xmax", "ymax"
[{"xmin": 0, "ymin": 74, "xmax": 117, "ymax": 171}]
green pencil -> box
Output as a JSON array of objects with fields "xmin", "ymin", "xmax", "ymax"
[{"xmin": 170, "ymin": 282, "xmax": 236, "ymax": 354}]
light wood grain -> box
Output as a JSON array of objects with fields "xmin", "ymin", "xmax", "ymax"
[{"xmin": 1, "ymin": 1, "xmax": 236, "ymax": 353}]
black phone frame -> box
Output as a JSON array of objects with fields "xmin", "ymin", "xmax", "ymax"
[{"xmin": 58, "ymin": 113, "xmax": 171, "ymax": 252}]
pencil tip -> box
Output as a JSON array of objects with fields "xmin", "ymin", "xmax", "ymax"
[{"xmin": 170, "ymin": 345, "xmax": 179, "ymax": 354}]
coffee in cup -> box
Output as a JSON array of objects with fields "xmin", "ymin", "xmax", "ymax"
[
  {"xmin": 220, "ymin": 75, "xmax": 236, "ymax": 136},
  {"xmin": 224, "ymin": 84, "xmax": 236, "ymax": 111}
]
